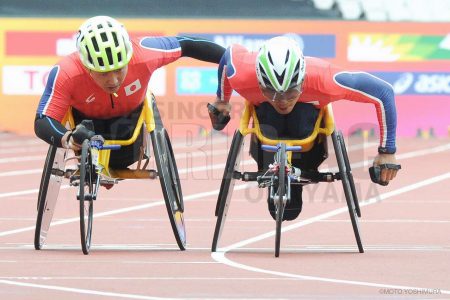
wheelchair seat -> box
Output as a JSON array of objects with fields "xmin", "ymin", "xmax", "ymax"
[
  {"xmin": 242, "ymin": 101, "xmax": 335, "ymax": 171},
  {"xmin": 239, "ymin": 101, "xmax": 335, "ymax": 150},
  {"xmin": 61, "ymin": 94, "xmax": 157, "ymax": 180}
]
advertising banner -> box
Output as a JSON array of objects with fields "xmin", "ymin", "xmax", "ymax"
[{"xmin": 0, "ymin": 18, "xmax": 449, "ymax": 137}]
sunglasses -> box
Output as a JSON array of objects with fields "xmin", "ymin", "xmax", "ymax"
[{"xmin": 261, "ymin": 84, "xmax": 302, "ymax": 102}]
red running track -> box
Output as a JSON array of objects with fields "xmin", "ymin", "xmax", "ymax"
[{"xmin": 0, "ymin": 131, "xmax": 449, "ymax": 299}]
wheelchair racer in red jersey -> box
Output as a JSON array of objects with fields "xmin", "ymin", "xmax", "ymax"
[
  {"xmin": 35, "ymin": 16, "xmax": 225, "ymax": 169},
  {"xmin": 209, "ymin": 36, "xmax": 400, "ymax": 220}
]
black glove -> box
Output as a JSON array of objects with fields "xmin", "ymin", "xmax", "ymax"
[
  {"xmin": 369, "ymin": 164, "xmax": 401, "ymax": 186},
  {"xmin": 72, "ymin": 120, "xmax": 95, "ymax": 144},
  {"xmin": 207, "ymin": 103, "xmax": 230, "ymax": 131}
]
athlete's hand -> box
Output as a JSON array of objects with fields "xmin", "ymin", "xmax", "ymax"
[
  {"xmin": 212, "ymin": 98, "xmax": 231, "ymax": 116},
  {"xmin": 207, "ymin": 97, "xmax": 231, "ymax": 131},
  {"xmin": 369, "ymin": 153, "xmax": 401, "ymax": 185},
  {"xmin": 64, "ymin": 120, "xmax": 95, "ymax": 151}
]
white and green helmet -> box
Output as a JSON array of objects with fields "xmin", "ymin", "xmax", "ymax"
[
  {"xmin": 76, "ymin": 16, "xmax": 133, "ymax": 72},
  {"xmin": 256, "ymin": 36, "xmax": 306, "ymax": 92}
]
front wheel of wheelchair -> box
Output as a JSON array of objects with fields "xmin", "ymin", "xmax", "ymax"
[
  {"xmin": 211, "ymin": 130, "xmax": 244, "ymax": 252},
  {"xmin": 332, "ymin": 131, "xmax": 364, "ymax": 253},
  {"xmin": 34, "ymin": 145, "xmax": 67, "ymax": 250},
  {"xmin": 274, "ymin": 143, "xmax": 287, "ymax": 258},
  {"xmin": 79, "ymin": 140, "xmax": 94, "ymax": 255},
  {"xmin": 151, "ymin": 128, "xmax": 186, "ymax": 250}
]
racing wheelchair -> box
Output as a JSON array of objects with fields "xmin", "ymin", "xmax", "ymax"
[
  {"xmin": 211, "ymin": 102, "xmax": 363, "ymax": 257},
  {"xmin": 34, "ymin": 92, "xmax": 185, "ymax": 255}
]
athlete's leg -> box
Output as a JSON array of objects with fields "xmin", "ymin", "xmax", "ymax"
[
  {"xmin": 251, "ymin": 102, "xmax": 287, "ymax": 169},
  {"xmin": 283, "ymin": 103, "xmax": 324, "ymax": 220}
]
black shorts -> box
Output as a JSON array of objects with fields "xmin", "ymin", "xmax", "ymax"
[{"xmin": 72, "ymin": 105, "xmax": 144, "ymax": 169}]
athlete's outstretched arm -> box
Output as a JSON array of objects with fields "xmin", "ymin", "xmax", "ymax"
[
  {"xmin": 334, "ymin": 71, "xmax": 397, "ymax": 154},
  {"xmin": 334, "ymin": 71, "xmax": 400, "ymax": 184},
  {"xmin": 177, "ymin": 36, "xmax": 225, "ymax": 63},
  {"xmin": 215, "ymin": 47, "xmax": 233, "ymax": 103}
]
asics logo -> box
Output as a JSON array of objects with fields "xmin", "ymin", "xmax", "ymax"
[{"xmin": 85, "ymin": 93, "xmax": 95, "ymax": 103}]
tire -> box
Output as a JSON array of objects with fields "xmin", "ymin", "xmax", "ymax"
[
  {"xmin": 274, "ymin": 144, "xmax": 287, "ymax": 258},
  {"xmin": 211, "ymin": 130, "xmax": 244, "ymax": 252},
  {"xmin": 332, "ymin": 131, "xmax": 364, "ymax": 253},
  {"xmin": 79, "ymin": 140, "xmax": 94, "ymax": 255},
  {"xmin": 152, "ymin": 128, "xmax": 186, "ymax": 250},
  {"xmin": 337, "ymin": 131, "xmax": 361, "ymax": 217},
  {"xmin": 34, "ymin": 145, "xmax": 66, "ymax": 250}
]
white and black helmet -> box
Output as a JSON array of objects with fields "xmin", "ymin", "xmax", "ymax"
[{"xmin": 256, "ymin": 36, "xmax": 306, "ymax": 92}]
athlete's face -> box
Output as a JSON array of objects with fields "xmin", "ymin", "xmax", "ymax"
[
  {"xmin": 89, "ymin": 66, "xmax": 128, "ymax": 94},
  {"xmin": 260, "ymin": 83, "xmax": 301, "ymax": 115}
]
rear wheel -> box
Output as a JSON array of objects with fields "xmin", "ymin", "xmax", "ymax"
[
  {"xmin": 79, "ymin": 140, "xmax": 94, "ymax": 255},
  {"xmin": 152, "ymin": 128, "xmax": 186, "ymax": 250},
  {"xmin": 34, "ymin": 146, "xmax": 66, "ymax": 250},
  {"xmin": 211, "ymin": 130, "xmax": 244, "ymax": 252},
  {"xmin": 332, "ymin": 131, "xmax": 364, "ymax": 253},
  {"xmin": 337, "ymin": 131, "xmax": 361, "ymax": 217}
]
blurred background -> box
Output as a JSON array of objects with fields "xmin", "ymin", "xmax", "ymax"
[{"xmin": 1, "ymin": 0, "xmax": 449, "ymax": 138}]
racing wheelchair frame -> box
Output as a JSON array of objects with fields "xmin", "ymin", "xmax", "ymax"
[
  {"xmin": 212, "ymin": 102, "xmax": 363, "ymax": 257},
  {"xmin": 34, "ymin": 92, "xmax": 185, "ymax": 255}
]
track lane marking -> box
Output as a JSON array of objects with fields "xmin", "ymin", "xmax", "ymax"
[{"xmin": 212, "ymin": 172, "xmax": 450, "ymax": 294}]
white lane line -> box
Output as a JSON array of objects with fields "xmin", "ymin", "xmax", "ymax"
[
  {"xmin": 0, "ymin": 156, "xmax": 44, "ymax": 164},
  {"xmin": 0, "ymin": 169, "xmax": 42, "ymax": 177},
  {"xmin": 344, "ymin": 143, "xmax": 450, "ymax": 171},
  {"xmin": 215, "ymin": 172, "xmax": 450, "ymax": 251},
  {"xmin": 0, "ymin": 147, "xmax": 48, "ymax": 155},
  {"xmin": 0, "ymin": 135, "xmax": 228, "ymax": 150},
  {"xmin": 1, "ymin": 141, "xmax": 449, "ymax": 234},
  {"xmin": 0, "ymin": 188, "xmax": 39, "ymax": 199},
  {"xmin": 0, "ymin": 186, "xmax": 70, "ymax": 200},
  {"xmin": 211, "ymin": 255, "xmax": 449, "ymax": 294},
  {"xmin": 0, "ymin": 140, "xmax": 45, "ymax": 148},
  {"xmin": 320, "ymin": 219, "xmax": 450, "ymax": 224},
  {"xmin": 208, "ymin": 245, "xmax": 450, "ymax": 252},
  {"xmin": 0, "ymin": 140, "xmax": 393, "ymax": 178},
  {"xmin": 397, "ymin": 143, "xmax": 450, "ymax": 159},
  {"xmin": 212, "ymin": 172, "xmax": 450, "ymax": 294},
  {"xmin": 0, "ymin": 183, "xmax": 253, "ymax": 237},
  {"xmin": 0, "ymin": 148, "xmax": 230, "ymax": 166},
  {"xmin": 284, "ymin": 245, "xmax": 450, "ymax": 251},
  {"xmin": 0, "ymin": 279, "xmax": 173, "ymax": 300},
  {"xmin": 0, "ymin": 160, "xmax": 234, "ymax": 178},
  {"xmin": 0, "ymin": 136, "xmax": 228, "ymax": 156},
  {"xmin": 2, "ymin": 244, "xmax": 449, "ymax": 253},
  {"xmin": 0, "ymin": 142, "xmax": 448, "ymax": 299},
  {"xmin": 0, "ymin": 276, "xmax": 295, "ymax": 281},
  {"xmin": 0, "ymin": 148, "xmax": 230, "ymax": 178},
  {"xmin": 274, "ymin": 141, "xmax": 450, "ymax": 174}
]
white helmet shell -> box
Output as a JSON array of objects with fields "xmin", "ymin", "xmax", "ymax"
[{"xmin": 256, "ymin": 36, "xmax": 306, "ymax": 92}]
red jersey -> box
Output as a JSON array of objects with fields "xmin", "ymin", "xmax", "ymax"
[
  {"xmin": 217, "ymin": 44, "xmax": 397, "ymax": 153},
  {"xmin": 37, "ymin": 36, "xmax": 182, "ymax": 122}
]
